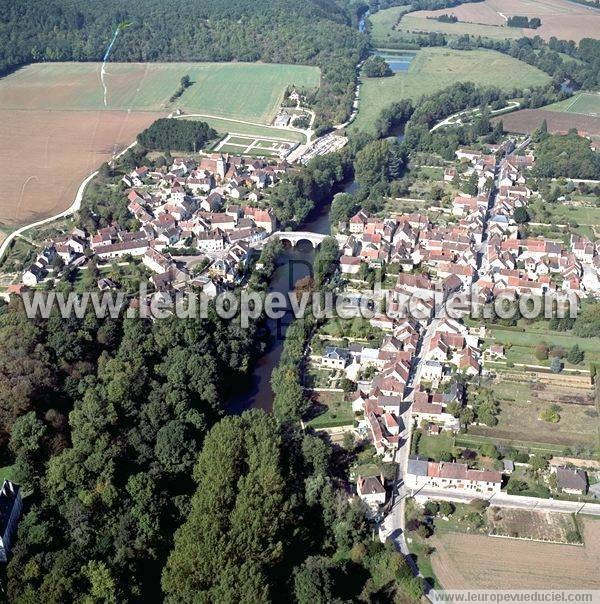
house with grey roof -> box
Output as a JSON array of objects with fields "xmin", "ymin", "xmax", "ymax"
[
  {"xmin": 556, "ymin": 467, "xmax": 588, "ymax": 495},
  {"xmin": 321, "ymin": 346, "xmax": 350, "ymax": 370}
]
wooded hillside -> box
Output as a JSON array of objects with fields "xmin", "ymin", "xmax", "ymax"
[{"xmin": 0, "ymin": 0, "xmax": 368, "ymax": 128}]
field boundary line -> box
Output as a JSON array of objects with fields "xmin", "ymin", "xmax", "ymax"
[{"xmin": 487, "ymin": 533, "xmax": 584, "ymax": 546}]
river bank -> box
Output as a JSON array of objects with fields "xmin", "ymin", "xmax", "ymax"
[{"xmin": 227, "ymin": 177, "xmax": 358, "ymax": 413}]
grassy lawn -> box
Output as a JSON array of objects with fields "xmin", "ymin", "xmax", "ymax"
[
  {"xmin": 351, "ymin": 48, "xmax": 550, "ymax": 133},
  {"xmin": 307, "ymin": 391, "xmax": 354, "ymax": 429},
  {"xmin": 0, "ymin": 62, "xmax": 320, "ymax": 123},
  {"xmin": 305, "ymin": 367, "xmax": 334, "ymax": 389},
  {"xmin": 544, "ymin": 203, "xmax": 600, "ymax": 227},
  {"xmin": 416, "ymin": 432, "xmax": 455, "ymax": 460},
  {"xmin": 545, "ymin": 92, "xmax": 600, "ymax": 116},
  {"xmin": 455, "ymin": 433, "xmax": 567, "ymax": 455},
  {"xmin": 488, "ymin": 322, "xmax": 600, "ymax": 361},
  {"xmin": 483, "ymin": 387, "xmax": 600, "ymax": 449},
  {"xmin": 0, "ymin": 465, "xmax": 14, "ymax": 482},
  {"xmin": 507, "ymin": 466, "xmax": 550, "ymax": 498}
]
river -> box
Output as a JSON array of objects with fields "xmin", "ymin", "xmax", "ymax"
[
  {"xmin": 228, "ymin": 178, "xmax": 357, "ymax": 413},
  {"xmin": 228, "ymin": 9, "xmax": 365, "ymax": 414}
]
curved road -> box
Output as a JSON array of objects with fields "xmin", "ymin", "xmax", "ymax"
[
  {"xmin": 0, "ymin": 141, "xmax": 137, "ymax": 264},
  {"xmin": 430, "ymin": 101, "xmax": 521, "ymax": 133}
]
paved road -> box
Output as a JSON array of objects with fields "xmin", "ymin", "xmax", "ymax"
[{"xmin": 413, "ymin": 486, "xmax": 600, "ymax": 515}]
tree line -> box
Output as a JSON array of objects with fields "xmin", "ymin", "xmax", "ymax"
[{"xmin": 506, "ymin": 16, "xmax": 541, "ymax": 29}]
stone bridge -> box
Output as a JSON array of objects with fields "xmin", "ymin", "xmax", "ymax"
[{"xmin": 252, "ymin": 231, "xmax": 332, "ymax": 249}]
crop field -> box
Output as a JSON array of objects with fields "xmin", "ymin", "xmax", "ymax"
[
  {"xmin": 0, "ymin": 62, "xmax": 320, "ymax": 122},
  {"xmin": 410, "ymin": 0, "xmax": 600, "ymax": 42},
  {"xmin": 0, "ymin": 61, "xmax": 317, "ymax": 228},
  {"xmin": 399, "ymin": 14, "xmax": 523, "ymax": 40},
  {"xmin": 496, "ymin": 108, "xmax": 600, "ymax": 141},
  {"xmin": 352, "ymin": 48, "xmax": 550, "ymax": 133},
  {"xmin": 0, "ymin": 109, "xmax": 158, "ymax": 228},
  {"xmin": 546, "ymin": 92, "xmax": 600, "ymax": 116},
  {"xmin": 431, "ymin": 518, "xmax": 600, "ymax": 590}
]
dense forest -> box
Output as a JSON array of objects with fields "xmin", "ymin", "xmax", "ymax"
[
  {"xmin": 137, "ymin": 119, "xmax": 216, "ymax": 152},
  {"xmin": 0, "ymin": 291, "xmax": 268, "ymax": 600},
  {"xmin": 532, "ymin": 131, "xmax": 600, "ymax": 180},
  {"xmin": 0, "ymin": 0, "xmax": 368, "ymax": 128}
]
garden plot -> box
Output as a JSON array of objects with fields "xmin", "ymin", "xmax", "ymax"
[{"xmin": 214, "ymin": 132, "xmax": 298, "ymax": 157}]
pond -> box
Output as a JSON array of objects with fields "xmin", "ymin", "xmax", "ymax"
[{"xmin": 374, "ymin": 49, "xmax": 417, "ymax": 73}]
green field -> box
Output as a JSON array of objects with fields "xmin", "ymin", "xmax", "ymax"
[
  {"xmin": 0, "ymin": 62, "xmax": 320, "ymax": 123},
  {"xmin": 307, "ymin": 392, "xmax": 354, "ymax": 429},
  {"xmin": 369, "ymin": 5, "xmax": 415, "ymax": 46},
  {"xmin": 416, "ymin": 432, "xmax": 455, "ymax": 460},
  {"xmin": 545, "ymin": 203, "xmax": 600, "ymax": 227},
  {"xmin": 545, "ymin": 92, "xmax": 600, "ymax": 117},
  {"xmin": 182, "ymin": 116, "xmax": 306, "ymax": 143},
  {"xmin": 399, "ymin": 15, "xmax": 523, "ymax": 40},
  {"xmin": 487, "ymin": 325, "xmax": 600, "ymax": 359},
  {"xmin": 351, "ymin": 48, "xmax": 550, "ymax": 133}
]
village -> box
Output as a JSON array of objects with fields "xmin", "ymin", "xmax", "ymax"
[
  {"xmin": 12, "ymin": 152, "xmax": 290, "ymax": 299},
  {"xmin": 307, "ymin": 138, "xmax": 600, "ymax": 521}
]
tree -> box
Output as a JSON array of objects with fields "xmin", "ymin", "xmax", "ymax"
[
  {"xmin": 154, "ymin": 420, "xmax": 198, "ymax": 474},
  {"xmin": 532, "ymin": 119, "xmax": 548, "ymax": 142},
  {"xmin": 513, "ymin": 206, "xmax": 530, "ymax": 224},
  {"xmin": 137, "ymin": 119, "xmax": 216, "ymax": 152},
  {"xmin": 272, "ymin": 367, "xmax": 309, "ymax": 421},
  {"xmin": 354, "ymin": 139, "xmax": 407, "ymax": 190},
  {"xmin": 330, "ymin": 193, "xmax": 357, "ymax": 226},
  {"xmin": 566, "ymin": 344, "xmax": 584, "ymax": 365},
  {"xmin": 362, "ymin": 55, "xmax": 393, "ymax": 78},
  {"xmin": 550, "ymin": 356, "xmax": 563, "ymax": 373},
  {"xmin": 162, "ymin": 411, "xmax": 301, "ymax": 602},
  {"xmin": 479, "ymin": 443, "xmax": 500, "ymax": 459},
  {"xmin": 423, "ymin": 501, "xmax": 439, "ymax": 516},
  {"xmin": 293, "ymin": 556, "xmax": 335, "ymax": 604},
  {"xmin": 438, "ymin": 501, "xmax": 455, "ymax": 516},
  {"xmin": 462, "ymin": 171, "xmax": 478, "ymax": 196}
]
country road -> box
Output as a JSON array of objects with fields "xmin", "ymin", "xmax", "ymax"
[
  {"xmin": 0, "ymin": 107, "xmax": 312, "ymax": 266},
  {"xmin": 0, "ymin": 141, "xmax": 138, "ymax": 264},
  {"xmin": 430, "ymin": 101, "xmax": 520, "ymax": 132},
  {"xmin": 172, "ymin": 112, "xmax": 311, "ymax": 142},
  {"xmin": 413, "ymin": 486, "xmax": 600, "ymax": 516}
]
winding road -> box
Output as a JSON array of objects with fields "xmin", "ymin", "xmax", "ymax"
[{"xmin": 0, "ymin": 141, "xmax": 137, "ymax": 264}]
